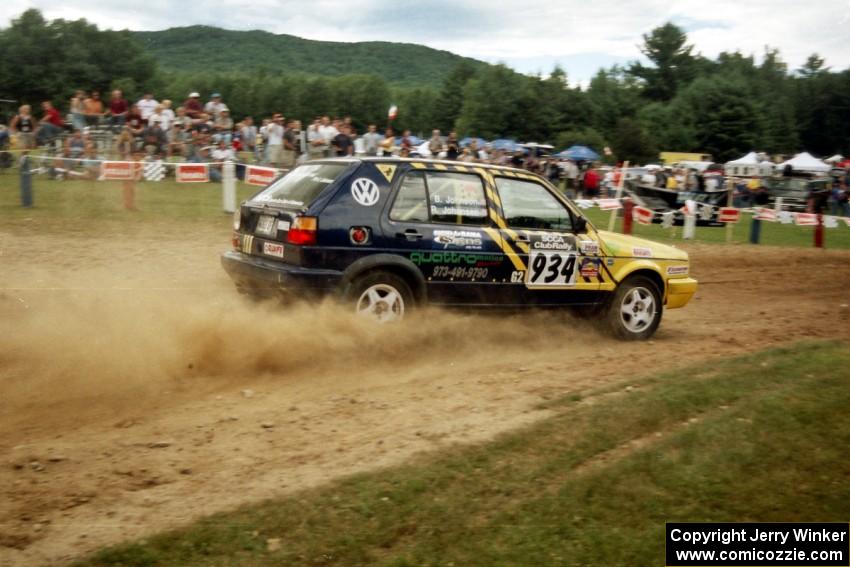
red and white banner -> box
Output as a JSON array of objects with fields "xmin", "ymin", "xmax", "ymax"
[
  {"xmin": 245, "ymin": 165, "xmax": 279, "ymax": 187},
  {"xmin": 596, "ymin": 198, "xmax": 622, "ymax": 210},
  {"xmin": 794, "ymin": 212, "xmax": 818, "ymax": 226},
  {"xmin": 753, "ymin": 207, "xmax": 777, "ymax": 222},
  {"xmin": 632, "ymin": 206, "xmax": 655, "ymax": 225},
  {"xmin": 717, "ymin": 207, "xmax": 741, "ymax": 223},
  {"xmin": 100, "ymin": 161, "xmax": 137, "ymax": 181},
  {"xmin": 176, "ymin": 163, "xmax": 209, "ymax": 183}
]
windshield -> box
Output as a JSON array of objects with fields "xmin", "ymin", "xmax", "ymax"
[{"xmin": 253, "ymin": 163, "xmax": 349, "ymax": 208}]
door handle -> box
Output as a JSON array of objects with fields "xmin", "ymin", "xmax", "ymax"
[{"xmin": 397, "ymin": 229, "xmax": 423, "ymax": 240}]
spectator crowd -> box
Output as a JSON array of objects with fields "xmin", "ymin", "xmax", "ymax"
[{"xmin": 2, "ymin": 89, "xmax": 848, "ymax": 215}]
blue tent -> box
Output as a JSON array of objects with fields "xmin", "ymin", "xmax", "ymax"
[
  {"xmin": 556, "ymin": 145, "xmax": 600, "ymax": 161},
  {"xmin": 459, "ymin": 137, "xmax": 487, "ymax": 148},
  {"xmin": 490, "ymin": 138, "xmax": 521, "ymax": 152}
]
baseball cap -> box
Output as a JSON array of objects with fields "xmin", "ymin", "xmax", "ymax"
[
  {"xmin": 189, "ymin": 92, "xmax": 200, "ymax": 98},
  {"xmin": 211, "ymin": 92, "xmax": 221, "ymax": 98}
]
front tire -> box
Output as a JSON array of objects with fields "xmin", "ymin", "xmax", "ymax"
[
  {"xmin": 605, "ymin": 275, "xmax": 662, "ymax": 340},
  {"xmin": 346, "ymin": 270, "xmax": 413, "ymax": 323}
]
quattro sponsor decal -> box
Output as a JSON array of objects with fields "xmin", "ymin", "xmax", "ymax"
[
  {"xmin": 667, "ymin": 265, "xmax": 689, "ymax": 276},
  {"xmin": 632, "ymin": 247, "xmax": 653, "ymax": 258},
  {"xmin": 409, "ymin": 251, "xmax": 502, "ymax": 267},
  {"xmin": 433, "ymin": 230, "xmax": 483, "ymax": 250},
  {"xmin": 176, "ymin": 163, "xmax": 209, "ymax": 183}
]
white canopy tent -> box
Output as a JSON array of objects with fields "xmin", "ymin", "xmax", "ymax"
[
  {"xmin": 825, "ymin": 154, "xmax": 844, "ymax": 163},
  {"xmin": 778, "ymin": 152, "xmax": 831, "ymax": 173},
  {"xmin": 725, "ymin": 152, "xmax": 774, "ymax": 177}
]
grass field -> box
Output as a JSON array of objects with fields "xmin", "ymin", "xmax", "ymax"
[
  {"xmin": 74, "ymin": 341, "xmax": 850, "ymax": 567},
  {"xmin": 2, "ymin": 172, "xmax": 848, "ymax": 249}
]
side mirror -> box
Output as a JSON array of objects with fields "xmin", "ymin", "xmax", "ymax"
[{"xmin": 573, "ymin": 216, "xmax": 588, "ymax": 234}]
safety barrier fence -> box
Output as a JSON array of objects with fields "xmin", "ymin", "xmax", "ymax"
[{"xmin": 6, "ymin": 154, "xmax": 847, "ymax": 247}]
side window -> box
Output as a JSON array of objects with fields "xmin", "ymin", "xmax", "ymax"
[
  {"xmin": 390, "ymin": 171, "xmax": 428, "ymax": 222},
  {"xmin": 426, "ymin": 171, "xmax": 488, "ymax": 225},
  {"xmin": 495, "ymin": 177, "xmax": 573, "ymax": 231}
]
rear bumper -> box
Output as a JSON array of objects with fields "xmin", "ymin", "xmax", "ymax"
[
  {"xmin": 220, "ymin": 250, "xmax": 343, "ymax": 297},
  {"xmin": 665, "ymin": 277, "xmax": 698, "ymax": 309}
]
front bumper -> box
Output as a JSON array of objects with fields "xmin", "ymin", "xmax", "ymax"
[
  {"xmin": 665, "ymin": 277, "xmax": 698, "ymax": 309},
  {"xmin": 221, "ymin": 250, "xmax": 343, "ymax": 298}
]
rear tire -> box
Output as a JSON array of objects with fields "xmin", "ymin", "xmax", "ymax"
[
  {"xmin": 345, "ymin": 270, "xmax": 414, "ymax": 323},
  {"xmin": 604, "ymin": 275, "xmax": 662, "ymax": 340}
]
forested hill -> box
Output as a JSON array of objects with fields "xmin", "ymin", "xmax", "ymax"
[{"xmin": 131, "ymin": 26, "xmax": 488, "ymax": 86}]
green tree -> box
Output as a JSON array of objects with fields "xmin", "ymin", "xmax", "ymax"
[
  {"xmin": 610, "ymin": 118, "xmax": 658, "ymax": 164},
  {"xmin": 671, "ymin": 76, "xmax": 760, "ymax": 161},
  {"xmin": 628, "ymin": 22, "xmax": 698, "ymax": 101},
  {"xmin": 554, "ymin": 128, "xmax": 607, "ymax": 154},
  {"xmin": 0, "ymin": 9, "xmax": 155, "ymax": 107},
  {"xmin": 432, "ymin": 61, "xmax": 477, "ymax": 132}
]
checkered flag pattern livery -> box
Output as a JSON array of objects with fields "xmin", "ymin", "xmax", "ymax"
[{"xmin": 144, "ymin": 160, "xmax": 165, "ymax": 182}]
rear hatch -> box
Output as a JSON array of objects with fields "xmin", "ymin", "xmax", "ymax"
[{"xmin": 235, "ymin": 162, "xmax": 351, "ymax": 259}]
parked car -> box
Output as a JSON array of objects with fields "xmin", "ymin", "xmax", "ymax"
[{"xmin": 222, "ymin": 158, "xmax": 697, "ymax": 339}]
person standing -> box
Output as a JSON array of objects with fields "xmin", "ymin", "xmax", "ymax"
[
  {"xmin": 69, "ymin": 91, "xmax": 86, "ymax": 131},
  {"xmin": 428, "ymin": 129, "xmax": 443, "ymax": 157},
  {"xmin": 108, "ymin": 90, "xmax": 128, "ymax": 132},
  {"xmin": 362, "ymin": 124, "xmax": 381, "ymax": 156},
  {"xmin": 282, "ymin": 119, "xmax": 298, "ymax": 167},
  {"xmin": 184, "ymin": 92, "xmax": 203, "ymax": 120},
  {"xmin": 379, "ymin": 127, "xmax": 395, "ymax": 157},
  {"xmin": 317, "ymin": 116, "xmax": 338, "ymax": 158},
  {"xmin": 37, "ymin": 101, "xmax": 65, "ymax": 146},
  {"xmin": 136, "ymin": 92, "xmax": 159, "ymax": 122},
  {"xmin": 582, "ymin": 166, "xmax": 600, "ymax": 198},
  {"xmin": 445, "ymin": 131, "xmax": 460, "ymax": 160},
  {"xmin": 83, "ymin": 91, "xmax": 104, "ymax": 127},
  {"xmin": 265, "ymin": 114, "xmax": 284, "ymax": 167},
  {"xmin": 9, "ymin": 105, "xmax": 37, "ymax": 149},
  {"xmin": 331, "ymin": 124, "xmax": 354, "ymax": 157},
  {"xmin": 240, "ymin": 116, "xmax": 258, "ymax": 161}
]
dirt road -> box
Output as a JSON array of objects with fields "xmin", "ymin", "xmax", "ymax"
[{"xmin": 1, "ymin": 221, "xmax": 848, "ymax": 565}]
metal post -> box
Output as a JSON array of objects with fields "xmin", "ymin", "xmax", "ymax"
[
  {"xmin": 814, "ymin": 214, "xmax": 824, "ymax": 248},
  {"xmin": 222, "ymin": 159, "xmax": 236, "ymax": 213},
  {"xmin": 683, "ymin": 212, "xmax": 696, "ymax": 239},
  {"xmin": 607, "ymin": 161, "xmax": 630, "ymax": 232},
  {"xmin": 622, "ymin": 198, "xmax": 633, "ymax": 235},
  {"xmin": 19, "ymin": 154, "xmax": 33, "ymax": 207},
  {"xmin": 725, "ymin": 176, "xmax": 735, "ymax": 243},
  {"xmin": 749, "ymin": 217, "xmax": 761, "ymax": 244}
]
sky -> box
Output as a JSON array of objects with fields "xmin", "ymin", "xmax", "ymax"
[{"xmin": 3, "ymin": 0, "xmax": 849, "ymax": 85}]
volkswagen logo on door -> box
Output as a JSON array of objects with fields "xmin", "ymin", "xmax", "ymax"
[{"xmin": 351, "ymin": 177, "xmax": 380, "ymax": 206}]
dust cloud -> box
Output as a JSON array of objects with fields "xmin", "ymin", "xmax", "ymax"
[{"xmin": 0, "ymin": 286, "xmax": 593, "ymax": 434}]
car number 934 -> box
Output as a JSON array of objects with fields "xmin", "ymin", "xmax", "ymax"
[{"xmin": 527, "ymin": 250, "xmax": 578, "ymax": 286}]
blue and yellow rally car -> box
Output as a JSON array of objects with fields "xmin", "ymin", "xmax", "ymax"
[{"xmin": 222, "ymin": 158, "xmax": 697, "ymax": 339}]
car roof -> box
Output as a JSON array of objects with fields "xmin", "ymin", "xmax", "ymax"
[{"xmin": 317, "ymin": 156, "xmax": 544, "ymax": 179}]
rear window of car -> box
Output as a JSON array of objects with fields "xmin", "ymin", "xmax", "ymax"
[{"xmin": 253, "ymin": 163, "xmax": 348, "ymax": 208}]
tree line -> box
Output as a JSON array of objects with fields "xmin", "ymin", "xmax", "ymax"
[{"xmin": 2, "ymin": 9, "xmax": 848, "ymax": 163}]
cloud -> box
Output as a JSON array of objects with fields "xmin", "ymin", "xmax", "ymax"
[{"xmin": 2, "ymin": 0, "xmax": 848, "ymax": 81}]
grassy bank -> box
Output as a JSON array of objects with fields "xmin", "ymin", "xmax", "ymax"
[{"xmin": 77, "ymin": 341, "xmax": 850, "ymax": 566}]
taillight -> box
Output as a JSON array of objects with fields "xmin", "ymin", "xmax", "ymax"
[
  {"xmin": 232, "ymin": 210, "xmax": 241, "ymax": 231},
  {"xmin": 232, "ymin": 232, "xmax": 240, "ymax": 249},
  {"xmin": 287, "ymin": 216, "xmax": 317, "ymax": 245}
]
